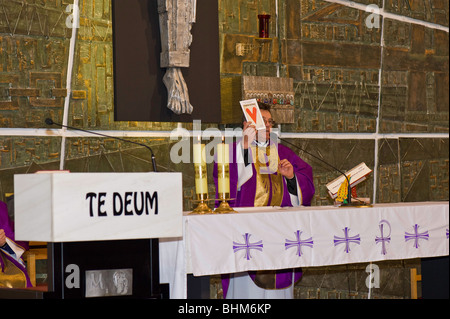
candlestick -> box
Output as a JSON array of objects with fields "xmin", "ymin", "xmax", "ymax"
[
  {"xmin": 216, "ymin": 139, "xmax": 230, "ymax": 194},
  {"xmin": 214, "ymin": 138, "xmax": 236, "ymax": 214},
  {"xmin": 214, "ymin": 192, "xmax": 237, "ymax": 214},
  {"xmin": 191, "ymin": 136, "xmax": 212, "ymax": 214},
  {"xmin": 190, "ymin": 192, "xmax": 213, "ymax": 215},
  {"xmin": 193, "ymin": 139, "xmax": 208, "ymax": 196}
]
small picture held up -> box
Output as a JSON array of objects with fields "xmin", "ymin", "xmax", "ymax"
[{"xmin": 240, "ymin": 99, "xmax": 266, "ymax": 130}]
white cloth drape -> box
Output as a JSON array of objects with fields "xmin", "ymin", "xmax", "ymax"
[{"xmin": 160, "ymin": 202, "xmax": 449, "ymax": 299}]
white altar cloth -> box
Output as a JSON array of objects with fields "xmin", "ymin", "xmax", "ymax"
[{"xmin": 160, "ymin": 202, "xmax": 449, "ymax": 299}]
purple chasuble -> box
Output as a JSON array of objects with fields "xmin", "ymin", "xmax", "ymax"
[
  {"xmin": 213, "ymin": 141, "xmax": 315, "ymax": 298},
  {"xmin": 0, "ymin": 201, "xmax": 32, "ymax": 288}
]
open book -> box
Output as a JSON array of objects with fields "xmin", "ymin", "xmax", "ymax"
[{"xmin": 326, "ymin": 162, "xmax": 372, "ymax": 199}]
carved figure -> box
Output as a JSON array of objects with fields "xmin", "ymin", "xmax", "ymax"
[{"xmin": 158, "ymin": 0, "xmax": 197, "ymax": 115}]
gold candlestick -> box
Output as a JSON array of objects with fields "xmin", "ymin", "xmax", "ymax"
[
  {"xmin": 214, "ymin": 139, "xmax": 236, "ymax": 214},
  {"xmin": 214, "ymin": 192, "xmax": 236, "ymax": 214},
  {"xmin": 193, "ymin": 141, "xmax": 208, "ymax": 195},
  {"xmin": 216, "ymin": 140, "xmax": 230, "ymax": 194},
  {"xmin": 190, "ymin": 192, "xmax": 213, "ymax": 215},
  {"xmin": 190, "ymin": 137, "xmax": 213, "ymax": 214}
]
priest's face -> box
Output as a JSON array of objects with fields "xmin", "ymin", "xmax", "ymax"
[{"xmin": 257, "ymin": 109, "xmax": 274, "ymax": 143}]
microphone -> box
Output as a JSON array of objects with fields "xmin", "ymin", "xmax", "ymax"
[
  {"xmin": 276, "ymin": 135, "xmax": 363, "ymax": 207},
  {"xmin": 45, "ymin": 118, "xmax": 157, "ymax": 172}
]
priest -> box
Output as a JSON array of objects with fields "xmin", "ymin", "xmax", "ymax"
[
  {"xmin": 0, "ymin": 199, "xmax": 33, "ymax": 288},
  {"xmin": 213, "ymin": 102, "xmax": 315, "ymax": 299}
]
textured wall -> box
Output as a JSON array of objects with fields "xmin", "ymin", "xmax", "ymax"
[
  {"xmin": 219, "ymin": 0, "xmax": 448, "ymax": 206},
  {"xmin": 0, "ymin": 0, "xmax": 448, "ymax": 298}
]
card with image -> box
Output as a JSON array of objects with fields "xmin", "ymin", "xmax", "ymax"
[{"xmin": 240, "ymin": 99, "xmax": 266, "ymax": 130}]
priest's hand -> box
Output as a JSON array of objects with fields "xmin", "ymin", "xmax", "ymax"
[
  {"xmin": 279, "ymin": 159, "xmax": 295, "ymax": 180},
  {"xmin": 0, "ymin": 229, "xmax": 6, "ymax": 246},
  {"xmin": 243, "ymin": 121, "xmax": 256, "ymax": 149}
]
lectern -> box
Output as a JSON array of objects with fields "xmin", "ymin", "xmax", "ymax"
[{"xmin": 1, "ymin": 172, "xmax": 182, "ymax": 299}]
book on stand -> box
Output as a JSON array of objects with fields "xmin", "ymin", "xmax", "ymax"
[{"xmin": 326, "ymin": 162, "xmax": 372, "ymax": 200}]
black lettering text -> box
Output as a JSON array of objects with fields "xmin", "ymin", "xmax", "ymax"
[
  {"xmin": 98, "ymin": 192, "xmax": 107, "ymax": 217},
  {"xmin": 146, "ymin": 192, "xmax": 158, "ymax": 215},
  {"xmin": 124, "ymin": 192, "xmax": 133, "ymax": 216},
  {"xmin": 134, "ymin": 192, "xmax": 144, "ymax": 216},
  {"xmin": 113, "ymin": 192, "xmax": 123, "ymax": 216},
  {"xmin": 86, "ymin": 193, "xmax": 97, "ymax": 217}
]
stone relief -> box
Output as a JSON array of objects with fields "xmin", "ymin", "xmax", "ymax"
[{"xmin": 158, "ymin": 0, "xmax": 197, "ymax": 115}]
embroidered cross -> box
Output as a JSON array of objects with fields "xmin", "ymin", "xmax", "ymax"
[
  {"xmin": 375, "ymin": 220, "xmax": 391, "ymax": 255},
  {"xmin": 334, "ymin": 227, "xmax": 361, "ymax": 253},
  {"xmin": 233, "ymin": 233, "xmax": 263, "ymax": 260},
  {"xmin": 285, "ymin": 230, "xmax": 314, "ymax": 257},
  {"xmin": 405, "ymin": 224, "xmax": 429, "ymax": 249}
]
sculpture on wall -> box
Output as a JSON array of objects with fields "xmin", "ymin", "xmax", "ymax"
[{"xmin": 158, "ymin": 0, "xmax": 197, "ymax": 115}]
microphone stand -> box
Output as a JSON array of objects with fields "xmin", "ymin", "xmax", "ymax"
[
  {"xmin": 45, "ymin": 118, "xmax": 157, "ymax": 172},
  {"xmin": 277, "ymin": 136, "xmax": 365, "ymax": 207}
]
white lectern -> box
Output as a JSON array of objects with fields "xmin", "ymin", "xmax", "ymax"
[{"xmin": 8, "ymin": 172, "xmax": 183, "ymax": 299}]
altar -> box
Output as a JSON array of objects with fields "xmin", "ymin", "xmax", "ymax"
[{"xmin": 159, "ymin": 201, "xmax": 449, "ymax": 299}]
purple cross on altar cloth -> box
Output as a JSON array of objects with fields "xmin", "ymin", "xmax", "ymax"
[
  {"xmin": 285, "ymin": 230, "xmax": 314, "ymax": 257},
  {"xmin": 375, "ymin": 220, "xmax": 391, "ymax": 256},
  {"xmin": 233, "ymin": 233, "xmax": 263, "ymax": 260},
  {"xmin": 334, "ymin": 227, "xmax": 361, "ymax": 254},
  {"xmin": 405, "ymin": 224, "xmax": 429, "ymax": 249}
]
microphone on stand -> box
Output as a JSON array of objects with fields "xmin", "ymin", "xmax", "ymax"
[
  {"xmin": 45, "ymin": 118, "xmax": 157, "ymax": 172},
  {"xmin": 276, "ymin": 135, "xmax": 363, "ymax": 207}
]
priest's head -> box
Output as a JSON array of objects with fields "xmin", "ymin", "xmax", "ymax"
[
  {"xmin": 253, "ymin": 102, "xmax": 274, "ymax": 143},
  {"xmin": 259, "ymin": 103, "xmax": 275, "ymax": 143}
]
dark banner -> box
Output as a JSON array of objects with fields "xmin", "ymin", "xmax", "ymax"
[{"xmin": 112, "ymin": 0, "xmax": 221, "ymax": 123}]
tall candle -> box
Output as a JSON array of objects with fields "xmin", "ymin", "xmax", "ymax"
[
  {"xmin": 217, "ymin": 140, "xmax": 230, "ymax": 194},
  {"xmin": 193, "ymin": 138, "xmax": 208, "ymax": 195}
]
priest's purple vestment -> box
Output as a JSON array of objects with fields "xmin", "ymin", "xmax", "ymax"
[{"xmin": 213, "ymin": 140, "xmax": 315, "ymax": 298}]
